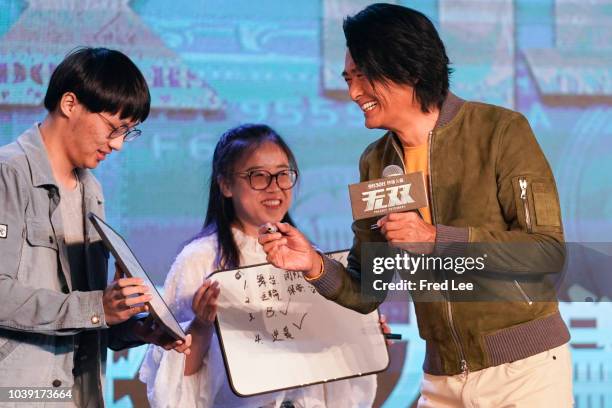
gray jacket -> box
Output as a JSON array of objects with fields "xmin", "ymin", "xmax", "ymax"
[{"xmin": 0, "ymin": 125, "xmax": 141, "ymax": 407}]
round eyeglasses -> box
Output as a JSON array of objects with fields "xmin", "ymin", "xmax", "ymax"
[
  {"xmin": 96, "ymin": 113, "xmax": 142, "ymax": 142},
  {"xmin": 235, "ymin": 169, "xmax": 298, "ymax": 191}
]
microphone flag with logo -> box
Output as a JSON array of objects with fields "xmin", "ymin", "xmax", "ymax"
[{"xmin": 348, "ymin": 165, "xmax": 428, "ymax": 220}]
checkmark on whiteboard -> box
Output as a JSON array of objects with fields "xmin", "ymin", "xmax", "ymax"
[
  {"xmin": 279, "ymin": 298, "xmax": 291, "ymax": 316},
  {"xmin": 292, "ymin": 312, "xmax": 308, "ymax": 330}
]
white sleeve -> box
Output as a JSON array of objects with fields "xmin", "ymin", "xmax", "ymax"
[
  {"xmin": 139, "ymin": 238, "xmax": 222, "ymax": 408},
  {"xmin": 320, "ymin": 375, "xmax": 377, "ymax": 408},
  {"xmin": 139, "ymin": 338, "xmax": 200, "ymax": 408}
]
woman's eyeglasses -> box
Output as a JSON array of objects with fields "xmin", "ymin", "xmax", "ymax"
[{"xmin": 234, "ymin": 169, "xmax": 298, "ymax": 190}]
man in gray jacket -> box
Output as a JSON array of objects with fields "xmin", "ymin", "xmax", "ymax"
[{"xmin": 0, "ymin": 47, "xmax": 191, "ymax": 407}]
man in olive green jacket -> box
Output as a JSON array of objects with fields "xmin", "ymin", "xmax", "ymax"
[{"xmin": 259, "ymin": 4, "xmax": 573, "ymax": 407}]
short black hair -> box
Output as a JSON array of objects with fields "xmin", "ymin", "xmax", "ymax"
[
  {"xmin": 343, "ymin": 3, "xmax": 452, "ymax": 113},
  {"xmin": 44, "ymin": 47, "xmax": 150, "ymax": 122}
]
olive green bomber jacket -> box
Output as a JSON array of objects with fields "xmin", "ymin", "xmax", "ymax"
[{"xmin": 311, "ymin": 93, "xmax": 570, "ymax": 375}]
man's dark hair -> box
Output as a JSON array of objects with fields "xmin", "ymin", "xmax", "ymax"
[
  {"xmin": 343, "ymin": 3, "xmax": 452, "ymax": 113},
  {"xmin": 44, "ymin": 47, "xmax": 150, "ymax": 122}
]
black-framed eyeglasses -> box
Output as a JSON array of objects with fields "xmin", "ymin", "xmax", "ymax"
[
  {"xmin": 96, "ymin": 113, "xmax": 142, "ymax": 142},
  {"xmin": 235, "ymin": 169, "xmax": 298, "ymax": 191}
]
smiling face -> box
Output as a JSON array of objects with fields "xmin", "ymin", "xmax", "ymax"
[
  {"xmin": 220, "ymin": 141, "xmax": 294, "ymax": 237},
  {"xmin": 64, "ymin": 102, "xmax": 137, "ymax": 169},
  {"xmin": 343, "ymin": 51, "xmax": 416, "ymax": 132}
]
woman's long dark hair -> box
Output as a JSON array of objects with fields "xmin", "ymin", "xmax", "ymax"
[{"xmin": 189, "ymin": 124, "xmax": 298, "ymax": 270}]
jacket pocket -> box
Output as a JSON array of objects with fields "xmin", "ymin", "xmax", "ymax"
[
  {"xmin": 25, "ymin": 218, "xmax": 58, "ymax": 250},
  {"xmin": 513, "ymin": 280, "xmax": 533, "ymax": 305},
  {"xmin": 512, "ymin": 176, "xmax": 562, "ymax": 234}
]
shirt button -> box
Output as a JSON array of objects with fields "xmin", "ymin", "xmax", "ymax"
[
  {"xmin": 91, "ymin": 315, "xmax": 100, "ymax": 325},
  {"xmin": 52, "ymin": 379, "xmax": 61, "ymax": 387},
  {"xmin": 48, "ymin": 236, "xmax": 54, "ymax": 244}
]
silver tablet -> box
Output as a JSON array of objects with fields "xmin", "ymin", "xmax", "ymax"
[{"xmin": 88, "ymin": 213, "xmax": 186, "ymax": 341}]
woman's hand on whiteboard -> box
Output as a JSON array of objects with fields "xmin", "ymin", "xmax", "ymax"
[
  {"xmin": 191, "ymin": 279, "xmax": 220, "ymax": 329},
  {"xmin": 258, "ymin": 222, "xmax": 320, "ymax": 277}
]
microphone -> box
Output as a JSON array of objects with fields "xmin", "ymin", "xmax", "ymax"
[
  {"xmin": 347, "ymin": 164, "xmax": 428, "ymax": 227},
  {"xmin": 369, "ymin": 165, "xmax": 407, "ymax": 229},
  {"xmin": 381, "ymin": 164, "xmax": 403, "ymax": 178}
]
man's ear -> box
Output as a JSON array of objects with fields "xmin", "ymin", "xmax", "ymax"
[
  {"xmin": 218, "ymin": 176, "xmax": 233, "ymax": 198},
  {"xmin": 58, "ymin": 92, "xmax": 80, "ymax": 118}
]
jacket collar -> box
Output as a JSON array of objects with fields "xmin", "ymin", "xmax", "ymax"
[
  {"xmin": 17, "ymin": 124, "xmax": 57, "ymax": 188},
  {"xmin": 435, "ymin": 91, "xmax": 465, "ymax": 129},
  {"xmin": 17, "ymin": 123, "xmax": 99, "ymax": 194},
  {"xmin": 390, "ymin": 91, "xmax": 465, "ymax": 148}
]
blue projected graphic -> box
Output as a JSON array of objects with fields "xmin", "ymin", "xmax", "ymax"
[{"xmin": 1, "ymin": 0, "xmax": 611, "ymax": 407}]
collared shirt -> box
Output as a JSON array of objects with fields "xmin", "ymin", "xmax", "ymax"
[{"xmin": 0, "ymin": 124, "xmax": 140, "ymax": 407}]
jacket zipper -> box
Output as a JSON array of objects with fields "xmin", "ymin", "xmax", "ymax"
[
  {"xmin": 518, "ymin": 179, "xmax": 534, "ymax": 304},
  {"xmin": 446, "ymin": 300, "xmax": 469, "ymax": 376},
  {"xmin": 427, "ymin": 130, "xmax": 435, "ymax": 224},
  {"xmin": 391, "ymin": 138, "xmax": 406, "ymax": 172},
  {"xmin": 513, "ymin": 280, "xmax": 533, "ymax": 305},
  {"xmin": 396, "ymin": 129, "xmax": 469, "ymax": 374},
  {"xmin": 519, "ymin": 178, "xmax": 532, "ymax": 233},
  {"xmin": 428, "ymin": 129, "xmax": 469, "ymax": 375}
]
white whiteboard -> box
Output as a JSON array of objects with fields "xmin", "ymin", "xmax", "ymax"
[{"xmin": 210, "ymin": 250, "xmax": 389, "ymax": 397}]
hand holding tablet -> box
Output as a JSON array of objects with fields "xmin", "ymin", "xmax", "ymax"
[{"xmin": 88, "ymin": 213, "xmax": 187, "ymax": 341}]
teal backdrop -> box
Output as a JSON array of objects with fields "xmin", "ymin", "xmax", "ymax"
[{"xmin": 0, "ymin": 1, "xmax": 610, "ymax": 406}]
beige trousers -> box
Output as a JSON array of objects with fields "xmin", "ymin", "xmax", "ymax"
[{"xmin": 417, "ymin": 344, "xmax": 573, "ymax": 408}]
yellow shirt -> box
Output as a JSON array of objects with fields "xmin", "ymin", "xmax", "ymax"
[{"xmin": 403, "ymin": 144, "xmax": 432, "ymax": 224}]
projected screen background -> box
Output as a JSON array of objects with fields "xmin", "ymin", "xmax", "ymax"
[{"xmin": 1, "ymin": 0, "xmax": 610, "ymax": 406}]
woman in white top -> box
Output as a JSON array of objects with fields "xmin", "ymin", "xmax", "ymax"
[{"xmin": 139, "ymin": 124, "xmax": 379, "ymax": 408}]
